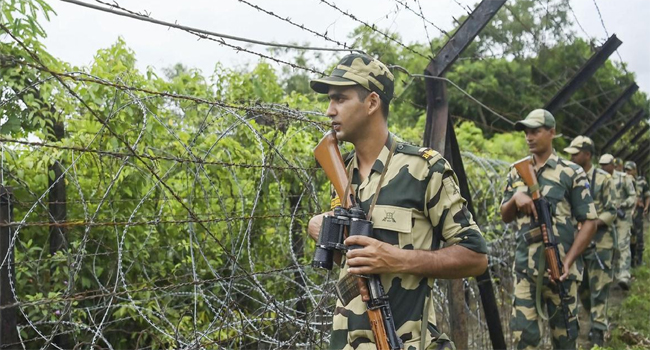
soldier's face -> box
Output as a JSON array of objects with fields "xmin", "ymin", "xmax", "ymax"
[
  {"xmin": 524, "ymin": 127, "xmax": 554, "ymax": 155},
  {"xmin": 601, "ymin": 163, "xmax": 614, "ymax": 174},
  {"xmin": 326, "ymin": 86, "xmax": 371, "ymax": 142},
  {"xmin": 570, "ymin": 150, "xmax": 590, "ymax": 168}
]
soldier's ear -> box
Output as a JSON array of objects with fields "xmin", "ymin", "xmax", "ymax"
[{"xmin": 367, "ymin": 92, "xmax": 381, "ymax": 116}]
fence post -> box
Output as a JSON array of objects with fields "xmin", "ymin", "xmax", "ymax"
[{"xmin": 0, "ymin": 186, "xmax": 18, "ymax": 347}]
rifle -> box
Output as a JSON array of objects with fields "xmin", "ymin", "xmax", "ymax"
[
  {"xmin": 513, "ymin": 156, "xmax": 577, "ymax": 340},
  {"xmin": 313, "ymin": 131, "xmax": 403, "ymax": 350}
]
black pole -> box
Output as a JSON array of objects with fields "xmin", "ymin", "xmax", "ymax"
[
  {"xmin": 583, "ymin": 83, "xmax": 638, "ymax": 136},
  {"xmin": 0, "ymin": 186, "xmax": 18, "ymax": 348},
  {"xmin": 544, "ymin": 35, "xmax": 622, "ymax": 114},
  {"xmin": 601, "ymin": 109, "xmax": 647, "ymax": 153}
]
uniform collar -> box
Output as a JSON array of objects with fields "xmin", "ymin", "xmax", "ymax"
[
  {"xmin": 532, "ymin": 150, "xmax": 559, "ymax": 171},
  {"xmin": 352, "ymin": 133, "xmax": 396, "ymax": 174},
  {"xmin": 370, "ymin": 133, "xmax": 396, "ymax": 174}
]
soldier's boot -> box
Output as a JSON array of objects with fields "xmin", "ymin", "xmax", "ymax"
[
  {"xmin": 589, "ymin": 328, "xmax": 604, "ymax": 348},
  {"xmin": 618, "ymin": 280, "xmax": 630, "ymax": 291}
]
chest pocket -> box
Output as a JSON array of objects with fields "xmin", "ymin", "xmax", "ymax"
[
  {"xmin": 370, "ymin": 205, "xmax": 413, "ymax": 248},
  {"xmin": 543, "ymin": 190, "xmax": 568, "ymax": 217}
]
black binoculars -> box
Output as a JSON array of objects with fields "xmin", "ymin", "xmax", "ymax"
[{"xmin": 312, "ymin": 206, "xmax": 373, "ymax": 270}]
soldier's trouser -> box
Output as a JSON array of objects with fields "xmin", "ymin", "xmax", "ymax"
[
  {"xmin": 631, "ymin": 208, "xmax": 644, "ymax": 267},
  {"xmin": 511, "ymin": 272, "xmax": 579, "ymax": 350},
  {"xmin": 615, "ymin": 219, "xmax": 632, "ymax": 282},
  {"xmin": 578, "ymin": 247, "xmax": 613, "ymax": 331}
]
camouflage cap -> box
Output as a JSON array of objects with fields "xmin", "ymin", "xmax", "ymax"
[
  {"xmin": 598, "ymin": 153, "xmax": 614, "ymax": 165},
  {"xmin": 514, "ymin": 109, "xmax": 556, "ymax": 131},
  {"xmin": 564, "ymin": 135, "xmax": 595, "ymax": 155},
  {"xmin": 614, "ymin": 158, "xmax": 623, "ymax": 166},
  {"xmin": 625, "ymin": 161, "xmax": 637, "ymax": 170},
  {"xmin": 310, "ymin": 53, "xmax": 394, "ymax": 103}
]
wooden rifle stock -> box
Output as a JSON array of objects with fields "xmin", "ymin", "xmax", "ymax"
[
  {"xmin": 313, "ymin": 131, "xmax": 400, "ymax": 350},
  {"xmin": 314, "ymin": 131, "xmax": 355, "ymax": 208},
  {"xmin": 513, "ymin": 157, "xmax": 540, "ymax": 200}
]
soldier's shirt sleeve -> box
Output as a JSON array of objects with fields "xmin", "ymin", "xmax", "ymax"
[
  {"xmin": 622, "ymin": 176, "xmax": 637, "ymax": 209},
  {"xmin": 425, "ymin": 159, "xmax": 487, "ymax": 254},
  {"xmin": 598, "ymin": 176, "xmax": 616, "ymax": 227},
  {"xmin": 570, "ymin": 168, "xmax": 597, "ymax": 221}
]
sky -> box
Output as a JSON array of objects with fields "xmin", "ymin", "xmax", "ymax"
[{"xmin": 36, "ymin": 0, "xmax": 650, "ymax": 95}]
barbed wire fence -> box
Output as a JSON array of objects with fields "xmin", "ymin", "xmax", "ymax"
[
  {"xmin": 0, "ymin": 68, "xmax": 526, "ymax": 349},
  {"xmin": 0, "ymin": 0, "xmax": 624, "ymax": 348}
]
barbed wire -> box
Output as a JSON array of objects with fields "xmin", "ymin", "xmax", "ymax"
[
  {"xmin": 391, "ymin": 0, "xmax": 450, "ymax": 38},
  {"xmin": 61, "ymin": 0, "xmax": 331, "ymax": 76},
  {"xmin": 2, "ymin": 1, "xmax": 640, "ymax": 348},
  {"xmin": 2, "ymin": 54, "xmax": 329, "ymax": 127},
  {"xmin": 234, "ymin": 0, "xmax": 358, "ymax": 51},
  {"xmin": 0, "ymin": 137, "xmax": 320, "ymax": 172},
  {"xmin": 316, "ymin": 0, "xmax": 432, "ymax": 59}
]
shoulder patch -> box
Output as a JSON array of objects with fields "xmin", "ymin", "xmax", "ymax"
[
  {"xmin": 395, "ymin": 143, "xmax": 443, "ymax": 165},
  {"xmin": 417, "ymin": 147, "xmax": 437, "ymax": 161}
]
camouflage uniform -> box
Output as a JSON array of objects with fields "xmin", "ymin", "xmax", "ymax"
[
  {"xmin": 329, "ymin": 134, "xmax": 487, "ymax": 350},
  {"xmin": 577, "ymin": 166, "xmax": 616, "ymax": 332},
  {"xmin": 631, "ymin": 175, "xmax": 649, "ymax": 267},
  {"xmin": 502, "ymin": 153, "xmax": 597, "ymax": 350},
  {"xmin": 311, "ymin": 54, "xmax": 487, "ymax": 350},
  {"xmin": 610, "ymin": 170, "xmax": 636, "ymax": 283}
]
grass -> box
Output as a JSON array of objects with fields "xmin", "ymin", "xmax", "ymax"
[{"xmin": 594, "ymin": 229, "xmax": 650, "ymax": 350}]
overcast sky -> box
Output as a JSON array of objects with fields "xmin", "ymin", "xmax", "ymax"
[{"xmin": 39, "ymin": 0, "xmax": 650, "ymax": 95}]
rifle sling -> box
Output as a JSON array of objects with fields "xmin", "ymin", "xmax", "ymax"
[
  {"xmin": 535, "ymin": 250, "xmax": 549, "ymax": 321},
  {"xmin": 367, "ymin": 141, "xmax": 397, "ymax": 221}
]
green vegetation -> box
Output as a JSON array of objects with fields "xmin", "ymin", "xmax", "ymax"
[{"xmin": 1, "ymin": 0, "xmax": 648, "ymax": 348}]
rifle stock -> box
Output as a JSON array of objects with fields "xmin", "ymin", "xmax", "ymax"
[
  {"xmin": 512, "ymin": 156, "xmax": 577, "ymax": 340},
  {"xmin": 314, "ymin": 131, "xmax": 355, "ymax": 208}
]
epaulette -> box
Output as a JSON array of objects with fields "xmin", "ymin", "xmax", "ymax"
[
  {"xmin": 559, "ymin": 158, "xmax": 582, "ymax": 174},
  {"xmin": 395, "ymin": 143, "xmax": 442, "ymax": 164}
]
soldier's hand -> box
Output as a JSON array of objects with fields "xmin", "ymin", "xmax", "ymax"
[
  {"xmin": 559, "ymin": 263, "xmax": 570, "ymax": 282},
  {"xmin": 344, "ymin": 235, "xmax": 403, "ymax": 275},
  {"xmin": 546, "ymin": 261, "xmax": 571, "ymax": 284},
  {"xmin": 513, "ymin": 192, "xmax": 538, "ymax": 220}
]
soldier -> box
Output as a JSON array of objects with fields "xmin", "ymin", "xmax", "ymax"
[
  {"xmin": 307, "ymin": 53, "xmax": 488, "ymax": 349},
  {"xmin": 614, "ymin": 158, "xmax": 624, "ymax": 173},
  {"xmin": 500, "ymin": 110, "xmax": 597, "ymax": 350},
  {"xmin": 605, "ymin": 158, "xmax": 637, "ymax": 290},
  {"xmin": 626, "ymin": 161, "xmax": 649, "ymax": 267},
  {"xmin": 565, "ymin": 141, "xmax": 616, "ymax": 347}
]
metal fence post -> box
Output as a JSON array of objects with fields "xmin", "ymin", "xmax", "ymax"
[{"xmin": 0, "ymin": 186, "xmax": 18, "ymax": 348}]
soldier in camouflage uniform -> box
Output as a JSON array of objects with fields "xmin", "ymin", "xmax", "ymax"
[
  {"xmin": 307, "ymin": 53, "xmax": 488, "ymax": 350},
  {"xmin": 626, "ymin": 161, "xmax": 650, "ymax": 267},
  {"xmin": 565, "ymin": 141, "xmax": 616, "ymax": 347},
  {"xmin": 500, "ymin": 110, "xmax": 597, "ymax": 350},
  {"xmin": 605, "ymin": 159, "xmax": 637, "ymax": 290}
]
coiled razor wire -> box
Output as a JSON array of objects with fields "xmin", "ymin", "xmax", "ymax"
[{"xmin": 0, "ymin": 67, "xmax": 561, "ymax": 349}]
